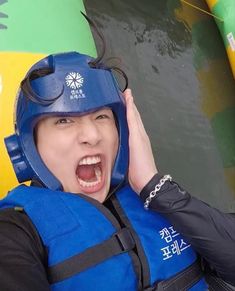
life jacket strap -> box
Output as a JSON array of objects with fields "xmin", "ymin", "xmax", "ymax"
[
  {"xmin": 205, "ymin": 273, "xmax": 235, "ymax": 291},
  {"xmin": 48, "ymin": 227, "xmax": 135, "ymax": 284},
  {"xmin": 144, "ymin": 259, "xmax": 203, "ymax": 291}
]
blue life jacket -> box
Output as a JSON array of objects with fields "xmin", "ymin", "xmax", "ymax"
[{"xmin": 0, "ymin": 184, "xmax": 208, "ymax": 290}]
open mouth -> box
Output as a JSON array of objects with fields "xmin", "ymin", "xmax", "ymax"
[{"xmin": 76, "ymin": 155, "xmax": 103, "ymax": 190}]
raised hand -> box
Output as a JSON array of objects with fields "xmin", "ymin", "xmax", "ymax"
[{"xmin": 123, "ymin": 89, "xmax": 158, "ymax": 194}]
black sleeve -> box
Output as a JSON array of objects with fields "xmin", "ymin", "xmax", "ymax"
[
  {"xmin": 0, "ymin": 208, "xmax": 50, "ymax": 291},
  {"xmin": 140, "ymin": 174, "xmax": 235, "ymax": 286}
]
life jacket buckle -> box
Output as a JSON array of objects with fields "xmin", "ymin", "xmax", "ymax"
[
  {"xmin": 114, "ymin": 227, "xmax": 135, "ymax": 252},
  {"xmin": 153, "ymin": 281, "xmax": 164, "ymax": 291},
  {"xmin": 143, "ymin": 281, "xmax": 164, "ymax": 291}
]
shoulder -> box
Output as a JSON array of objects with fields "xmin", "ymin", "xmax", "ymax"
[
  {"xmin": 0, "ymin": 207, "xmax": 35, "ymax": 233},
  {"xmin": 0, "ymin": 208, "xmax": 50, "ymax": 290},
  {"xmin": 0, "ymin": 207, "xmax": 47, "ymax": 264}
]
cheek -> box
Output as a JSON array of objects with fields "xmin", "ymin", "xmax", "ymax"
[
  {"xmin": 109, "ymin": 126, "xmax": 119, "ymax": 159},
  {"xmin": 37, "ymin": 137, "xmax": 58, "ymax": 168},
  {"xmin": 36, "ymin": 128, "xmax": 69, "ymax": 167}
]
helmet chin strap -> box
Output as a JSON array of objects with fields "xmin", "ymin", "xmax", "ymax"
[
  {"xmin": 105, "ymin": 175, "xmax": 128, "ymax": 201},
  {"xmin": 30, "ymin": 178, "xmax": 44, "ymax": 188}
]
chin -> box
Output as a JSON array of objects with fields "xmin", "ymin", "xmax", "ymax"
[
  {"xmin": 62, "ymin": 185, "xmax": 107, "ymax": 203},
  {"xmin": 82, "ymin": 188, "xmax": 108, "ymax": 203}
]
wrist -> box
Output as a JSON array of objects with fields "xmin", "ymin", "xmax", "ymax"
[
  {"xmin": 143, "ymin": 175, "xmax": 173, "ymax": 209},
  {"xmin": 140, "ymin": 173, "xmax": 162, "ymax": 200},
  {"xmin": 140, "ymin": 173, "xmax": 174, "ymax": 204}
]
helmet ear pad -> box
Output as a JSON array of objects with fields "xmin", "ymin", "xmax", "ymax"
[
  {"xmin": 4, "ymin": 134, "xmax": 34, "ymax": 183},
  {"xmin": 6, "ymin": 52, "xmax": 129, "ymax": 191},
  {"xmin": 4, "ymin": 130, "xmax": 62, "ymax": 190}
]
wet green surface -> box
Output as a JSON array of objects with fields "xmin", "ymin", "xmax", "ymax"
[
  {"xmin": 84, "ymin": 0, "xmax": 235, "ymax": 211},
  {"xmin": 0, "ymin": 0, "xmax": 96, "ymax": 55}
]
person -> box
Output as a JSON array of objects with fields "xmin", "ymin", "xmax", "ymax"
[{"xmin": 0, "ymin": 51, "xmax": 234, "ymax": 291}]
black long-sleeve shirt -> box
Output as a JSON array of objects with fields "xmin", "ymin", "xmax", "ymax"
[
  {"xmin": 140, "ymin": 174, "xmax": 235, "ymax": 286},
  {"xmin": 0, "ymin": 176, "xmax": 235, "ymax": 290}
]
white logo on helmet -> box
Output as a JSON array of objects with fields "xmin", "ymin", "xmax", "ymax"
[
  {"xmin": 65, "ymin": 72, "xmax": 86, "ymax": 99},
  {"xmin": 65, "ymin": 72, "xmax": 84, "ymax": 89}
]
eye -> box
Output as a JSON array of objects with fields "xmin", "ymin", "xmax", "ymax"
[
  {"xmin": 96, "ymin": 114, "xmax": 110, "ymax": 120},
  {"xmin": 55, "ymin": 118, "xmax": 73, "ymax": 124},
  {"xmin": 95, "ymin": 109, "xmax": 114, "ymax": 121}
]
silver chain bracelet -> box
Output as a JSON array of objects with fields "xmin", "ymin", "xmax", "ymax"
[{"xmin": 144, "ymin": 174, "xmax": 172, "ymax": 210}]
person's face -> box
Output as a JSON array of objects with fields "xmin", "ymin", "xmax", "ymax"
[{"xmin": 36, "ymin": 108, "xmax": 119, "ymax": 203}]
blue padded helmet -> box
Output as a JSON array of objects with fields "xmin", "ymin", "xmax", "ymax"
[{"xmin": 5, "ymin": 52, "xmax": 129, "ymax": 191}]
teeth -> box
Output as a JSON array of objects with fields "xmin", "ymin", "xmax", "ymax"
[
  {"xmin": 77, "ymin": 167, "xmax": 102, "ymax": 188},
  {"xmin": 77, "ymin": 177, "xmax": 101, "ymax": 188},
  {"xmin": 94, "ymin": 166, "xmax": 101, "ymax": 178},
  {"xmin": 79, "ymin": 155, "xmax": 101, "ymax": 165}
]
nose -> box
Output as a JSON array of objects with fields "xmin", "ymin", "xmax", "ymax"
[{"xmin": 76, "ymin": 119, "xmax": 102, "ymax": 146}]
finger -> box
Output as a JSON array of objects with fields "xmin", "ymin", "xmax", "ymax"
[
  {"xmin": 124, "ymin": 89, "xmax": 149, "ymax": 140},
  {"xmin": 132, "ymin": 101, "xmax": 147, "ymax": 135},
  {"xmin": 123, "ymin": 89, "xmax": 137, "ymax": 129},
  {"xmin": 124, "ymin": 89, "xmax": 149, "ymax": 141},
  {"xmin": 129, "ymin": 97, "xmax": 149, "ymax": 141}
]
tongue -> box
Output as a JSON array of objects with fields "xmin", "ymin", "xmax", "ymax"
[{"xmin": 76, "ymin": 165, "xmax": 96, "ymax": 181}]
